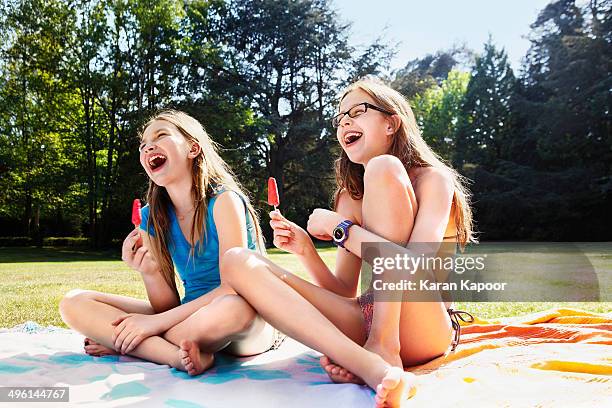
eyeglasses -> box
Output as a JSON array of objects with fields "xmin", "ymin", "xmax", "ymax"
[{"xmin": 331, "ymin": 102, "xmax": 393, "ymax": 128}]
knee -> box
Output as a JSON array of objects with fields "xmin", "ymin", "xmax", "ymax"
[
  {"xmin": 220, "ymin": 247, "xmax": 258, "ymax": 284},
  {"xmin": 223, "ymin": 295, "xmax": 257, "ymax": 333},
  {"xmin": 207, "ymin": 295, "xmax": 257, "ymax": 333},
  {"xmin": 59, "ymin": 289, "xmax": 94, "ymax": 323},
  {"xmin": 364, "ymin": 155, "xmax": 408, "ymax": 185}
]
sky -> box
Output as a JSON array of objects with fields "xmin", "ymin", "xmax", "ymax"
[{"xmin": 332, "ymin": 0, "xmax": 554, "ymax": 72}]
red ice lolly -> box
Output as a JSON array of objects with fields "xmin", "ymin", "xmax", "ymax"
[
  {"xmin": 132, "ymin": 199, "xmax": 142, "ymax": 227},
  {"xmin": 267, "ymin": 177, "xmax": 280, "ymax": 209},
  {"xmin": 131, "ymin": 199, "xmax": 143, "ymax": 249}
]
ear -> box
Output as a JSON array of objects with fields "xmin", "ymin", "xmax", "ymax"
[
  {"xmin": 188, "ymin": 142, "xmax": 201, "ymax": 159},
  {"xmin": 385, "ymin": 115, "xmax": 400, "ymax": 136}
]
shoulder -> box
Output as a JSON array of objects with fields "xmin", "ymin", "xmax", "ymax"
[{"xmin": 212, "ymin": 190, "xmax": 246, "ymax": 222}]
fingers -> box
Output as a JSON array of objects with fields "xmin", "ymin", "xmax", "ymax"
[
  {"xmin": 121, "ymin": 229, "xmax": 142, "ymax": 261},
  {"xmin": 131, "ymin": 247, "xmax": 148, "ymax": 266},
  {"xmin": 273, "ymin": 228, "xmax": 292, "ymax": 239},
  {"xmin": 111, "ymin": 315, "xmax": 127, "ymax": 326},
  {"xmin": 125, "ymin": 335, "xmax": 142, "ymax": 354},
  {"xmin": 269, "ymin": 210, "xmax": 286, "ymax": 221},
  {"xmin": 269, "ymin": 218, "xmax": 291, "ymax": 231},
  {"xmin": 112, "ymin": 320, "xmax": 126, "ymax": 351},
  {"xmin": 121, "ymin": 332, "xmax": 138, "ymax": 354},
  {"xmin": 114, "ymin": 328, "xmax": 129, "ymax": 353}
]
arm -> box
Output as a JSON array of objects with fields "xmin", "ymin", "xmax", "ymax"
[
  {"xmin": 302, "ymin": 190, "xmax": 362, "ymax": 297},
  {"xmin": 269, "ymin": 190, "xmax": 361, "ymax": 297},
  {"xmin": 121, "ymin": 228, "xmax": 180, "ymax": 313},
  {"xmin": 309, "ymin": 170, "xmax": 454, "ymax": 258}
]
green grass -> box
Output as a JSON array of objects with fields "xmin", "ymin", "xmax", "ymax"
[{"xmin": 0, "ymin": 245, "xmax": 610, "ymax": 328}]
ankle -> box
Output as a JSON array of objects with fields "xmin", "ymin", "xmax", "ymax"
[
  {"xmin": 362, "ymin": 353, "xmax": 391, "ymax": 389},
  {"xmin": 365, "ymin": 337, "xmax": 401, "ymax": 355},
  {"xmin": 169, "ymin": 354, "xmax": 183, "ymax": 370}
]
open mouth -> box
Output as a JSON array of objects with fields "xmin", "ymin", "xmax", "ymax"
[
  {"xmin": 148, "ymin": 154, "xmax": 167, "ymax": 172},
  {"xmin": 344, "ymin": 131, "xmax": 363, "ymax": 146}
]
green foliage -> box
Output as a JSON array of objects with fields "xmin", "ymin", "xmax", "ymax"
[
  {"xmin": 411, "ymin": 70, "xmax": 470, "ymax": 162},
  {"xmin": 455, "ymin": 38, "xmax": 517, "ymax": 168},
  {"xmin": 457, "ymin": 1, "xmax": 611, "ymax": 241},
  {"xmin": 0, "ymin": 0, "xmax": 609, "ymax": 243},
  {"xmin": 209, "ymin": 0, "xmax": 390, "ymax": 231},
  {"xmin": 392, "ymin": 46, "xmax": 473, "ymax": 99}
]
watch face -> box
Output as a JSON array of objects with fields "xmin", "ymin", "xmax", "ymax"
[{"xmin": 333, "ymin": 227, "xmax": 345, "ymax": 241}]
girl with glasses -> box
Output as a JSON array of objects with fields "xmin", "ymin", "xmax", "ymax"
[{"xmin": 214, "ymin": 78, "xmax": 475, "ymax": 407}]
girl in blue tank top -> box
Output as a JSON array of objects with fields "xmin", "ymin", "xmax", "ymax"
[{"xmin": 60, "ymin": 110, "xmax": 279, "ymax": 375}]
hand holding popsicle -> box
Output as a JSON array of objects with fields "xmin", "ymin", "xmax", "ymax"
[{"xmin": 269, "ymin": 210, "xmax": 314, "ymax": 256}]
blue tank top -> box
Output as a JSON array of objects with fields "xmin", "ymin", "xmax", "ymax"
[{"xmin": 139, "ymin": 189, "xmax": 257, "ymax": 303}]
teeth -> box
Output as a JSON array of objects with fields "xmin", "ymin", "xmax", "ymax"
[
  {"xmin": 148, "ymin": 154, "xmax": 167, "ymax": 169},
  {"xmin": 344, "ymin": 132, "xmax": 362, "ymax": 144}
]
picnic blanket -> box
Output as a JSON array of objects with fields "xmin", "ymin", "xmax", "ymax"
[
  {"xmin": 0, "ymin": 308, "xmax": 610, "ymax": 407},
  {"xmin": 408, "ymin": 308, "xmax": 612, "ymax": 407}
]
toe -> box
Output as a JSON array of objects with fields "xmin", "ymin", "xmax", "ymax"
[
  {"xmin": 376, "ymin": 383, "xmax": 389, "ymax": 399},
  {"xmin": 382, "ymin": 367, "xmax": 402, "ymax": 388}
]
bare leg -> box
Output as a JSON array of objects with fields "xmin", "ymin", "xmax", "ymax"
[
  {"xmin": 60, "ymin": 290, "xmax": 184, "ymax": 369},
  {"xmin": 362, "ymin": 157, "xmax": 452, "ymax": 366},
  {"xmin": 163, "ymin": 294, "xmax": 276, "ymax": 375},
  {"xmin": 323, "ymin": 155, "xmax": 453, "ymax": 381},
  {"xmin": 221, "ymin": 248, "xmax": 416, "ymax": 407},
  {"xmin": 361, "ymin": 155, "xmax": 415, "ymax": 368}
]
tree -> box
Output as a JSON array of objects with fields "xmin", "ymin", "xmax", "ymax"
[
  {"xmin": 213, "ymin": 0, "xmax": 392, "ymax": 227},
  {"xmin": 0, "ymin": 0, "xmax": 78, "ymax": 240},
  {"xmin": 392, "ymin": 46, "xmax": 474, "ymax": 99},
  {"xmin": 455, "ymin": 38, "xmax": 517, "ymax": 168},
  {"xmin": 410, "ymin": 70, "xmax": 470, "ymax": 162}
]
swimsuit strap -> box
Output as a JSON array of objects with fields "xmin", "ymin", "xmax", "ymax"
[{"xmin": 447, "ymin": 308, "xmax": 475, "ymax": 351}]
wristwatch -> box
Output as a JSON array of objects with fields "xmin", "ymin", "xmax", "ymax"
[{"xmin": 332, "ymin": 220, "xmax": 354, "ymax": 248}]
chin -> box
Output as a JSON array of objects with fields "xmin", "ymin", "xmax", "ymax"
[
  {"xmin": 148, "ymin": 173, "xmax": 168, "ymax": 187},
  {"xmin": 345, "ymin": 151, "xmax": 365, "ymax": 165}
]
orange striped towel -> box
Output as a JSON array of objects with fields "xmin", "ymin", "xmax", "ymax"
[{"xmin": 406, "ymin": 308, "xmax": 611, "ymax": 407}]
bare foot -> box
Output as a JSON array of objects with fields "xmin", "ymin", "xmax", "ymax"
[
  {"xmin": 178, "ymin": 340, "xmax": 214, "ymax": 376},
  {"xmin": 320, "ymin": 341, "xmax": 402, "ymax": 385},
  {"xmin": 84, "ymin": 338, "xmax": 118, "ymax": 357},
  {"xmin": 374, "ymin": 367, "xmax": 417, "ymax": 408},
  {"xmin": 320, "ymin": 355, "xmax": 365, "ymax": 384}
]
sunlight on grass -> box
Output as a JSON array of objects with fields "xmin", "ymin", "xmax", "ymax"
[{"xmin": 0, "ymin": 245, "xmax": 610, "ymax": 328}]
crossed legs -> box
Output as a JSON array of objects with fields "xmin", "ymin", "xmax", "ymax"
[{"xmin": 59, "ymin": 289, "xmax": 275, "ymax": 375}]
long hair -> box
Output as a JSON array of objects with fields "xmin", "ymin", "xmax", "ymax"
[
  {"xmin": 140, "ymin": 110, "xmax": 265, "ymax": 295},
  {"xmin": 333, "ymin": 79, "xmax": 475, "ymax": 248}
]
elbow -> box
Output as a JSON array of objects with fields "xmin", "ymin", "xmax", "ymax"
[
  {"xmin": 151, "ymin": 301, "xmax": 179, "ymax": 314},
  {"xmin": 324, "ymin": 281, "xmax": 356, "ymax": 298}
]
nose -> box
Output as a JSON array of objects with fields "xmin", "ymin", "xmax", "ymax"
[
  {"xmin": 339, "ymin": 113, "xmax": 353, "ymax": 127},
  {"xmin": 143, "ymin": 143, "xmax": 155, "ymax": 153}
]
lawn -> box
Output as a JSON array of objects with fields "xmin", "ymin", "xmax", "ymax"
[{"xmin": 0, "ymin": 245, "xmax": 610, "ymax": 328}]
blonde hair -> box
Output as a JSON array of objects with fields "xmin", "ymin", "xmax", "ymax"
[
  {"xmin": 140, "ymin": 110, "xmax": 265, "ymax": 295},
  {"xmin": 333, "ymin": 78, "xmax": 475, "ymax": 248}
]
